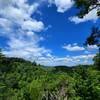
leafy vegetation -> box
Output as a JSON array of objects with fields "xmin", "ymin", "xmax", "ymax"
[{"xmin": 0, "ymin": 51, "xmax": 100, "ymax": 100}]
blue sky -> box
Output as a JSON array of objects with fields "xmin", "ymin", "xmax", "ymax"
[{"xmin": 0, "ymin": 0, "xmax": 99, "ymax": 66}]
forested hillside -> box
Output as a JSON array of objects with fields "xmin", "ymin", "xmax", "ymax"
[{"xmin": 0, "ymin": 53, "xmax": 100, "ymax": 100}]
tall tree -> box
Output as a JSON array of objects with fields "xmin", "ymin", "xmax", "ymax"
[
  {"xmin": 85, "ymin": 27, "xmax": 100, "ymax": 70},
  {"xmin": 75, "ymin": 0, "xmax": 100, "ymax": 69}
]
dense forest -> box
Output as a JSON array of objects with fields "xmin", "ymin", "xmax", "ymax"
[{"xmin": 0, "ymin": 51, "xmax": 100, "ymax": 100}]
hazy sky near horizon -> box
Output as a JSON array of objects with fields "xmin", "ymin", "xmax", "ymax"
[{"xmin": 0, "ymin": 0, "xmax": 99, "ymax": 66}]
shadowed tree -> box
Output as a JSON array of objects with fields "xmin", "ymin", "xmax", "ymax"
[
  {"xmin": 32, "ymin": 61, "xmax": 37, "ymax": 66},
  {"xmin": 75, "ymin": 0, "xmax": 100, "ymax": 18},
  {"xmin": 86, "ymin": 27, "xmax": 100, "ymax": 70},
  {"xmin": 74, "ymin": 0, "xmax": 100, "ymax": 50},
  {"xmin": 75, "ymin": 0, "xmax": 100, "ymax": 70},
  {"xmin": 85, "ymin": 26, "xmax": 100, "ymax": 52},
  {"xmin": 0, "ymin": 49, "xmax": 5, "ymax": 60},
  {"xmin": 93, "ymin": 53, "xmax": 100, "ymax": 70}
]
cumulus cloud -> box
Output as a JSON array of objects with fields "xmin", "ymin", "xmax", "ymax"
[
  {"xmin": 63, "ymin": 43, "xmax": 98, "ymax": 52},
  {"xmin": 0, "ymin": 0, "xmax": 52, "ymax": 63},
  {"xmin": 3, "ymin": 36, "xmax": 51, "ymax": 61},
  {"xmin": 63, "ymin": 44, "xmax": 85, "ymax": 51},
  {"xmin": 48, "ymin": 0, "xmax": 74, "ymax": 13},
  {"xmin": 0, "ymin": 18, "xmax": 12, "ymax": 32},
  {"xmin": 87, "ymin": 45, "xmax": 98, "ymax": 50},
  {"xmin": 22, "ymin": 20, "xmax": 44, "ymax": 32},
  {"xmin": 69, "ymin": 9, "xmax": 98, "ymax": 24}
]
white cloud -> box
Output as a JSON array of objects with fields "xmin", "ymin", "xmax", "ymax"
[
  {"xmin": 36, "ymin": 54, "xmax": 95, "ymax": 66},
  {"xmin": 0, "ymin": 18, "xmax": 12, "ymax": 32},
  {"xmin": 69, "ymin": 9, "xmax": 98, "ymax": 24},
  {"xmin": 0, "ymin": 0, "xmax": 40, "ymax": 26},
  {"xmin": 87, "ymin": 45, "xmax": 98, "ymax": 50},
  {"xmin": 48, "ymin": 0, "xmax": 74, "ymax": 13},
  {"xmin": 0, "ymin": 0, "xmax": 12, "ymax": 7},
  {"xmin": 22, "ymin": 20, "xmax": 44, "ymax": 32},
  {"xmin": 3, "ymin": 32, "xmax": 52, "ymax": 61},
  {"xmin": 63, "ymin": 43, "xmax": 98, "ymax": 52},
  {"xmin": 73, "ymin": 54, "xmax": 95, "ymax": 60},
  {"xmin": 0, "ymin": 0, "xmax": 52, "ymax": 64},
  {"xmin": 63, "ymin": 44, "xmax": 85, "ymax": 51}
]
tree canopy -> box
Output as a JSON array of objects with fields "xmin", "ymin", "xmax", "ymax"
[
  {"xmin": 75, "ymin": 0, "xmax": 100, "ymax": 70},
  {"xmin": 0, "ymin": 52, "xmax": 100, "ymax": 100},
  {"xmin": 85, "ymin": 26, "xmax": 100, "ymax": 51},
  {"xmin": 75, "ymin": 0, "xmax": 100, "ymax": 49},
  {"xmin": 75, "ymin": 0, "xmax": 100, "ymax": 18}
]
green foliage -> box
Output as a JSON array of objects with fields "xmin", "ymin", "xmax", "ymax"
[
  {"xmin": 0, "ymin": 49, "xmax": 4, "ymax": 57},
  {"xmin": 0, "ymin": 51, "xmax": 100, "ymax": 100},
  {"xmin": 93, "ymin": 53, "xmax": 100, "ymax": 70},
  {"xmin": 29, "ymin": 79, "xmax": 44, "ymax": 100}
]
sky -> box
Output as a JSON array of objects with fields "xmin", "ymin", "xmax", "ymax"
[{"xmin": 0, "ymin": 0, "xmax": 99, "ymax": 66}]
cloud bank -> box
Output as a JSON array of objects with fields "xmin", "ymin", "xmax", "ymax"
[{"xmin": 63, "ymin": 43, "xmax": 98, "ymax": 51}]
